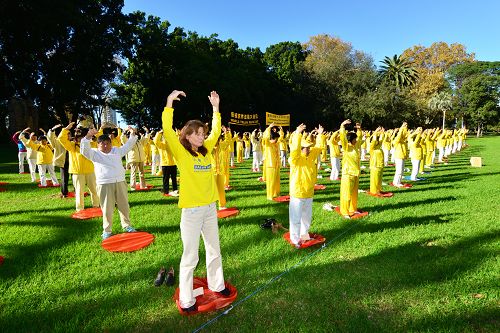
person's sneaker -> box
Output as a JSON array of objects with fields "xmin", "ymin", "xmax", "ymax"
[
  {"xmin": 216, "ymin": 287, "xmax": 231, "ymax": 297},
  {"xmin": 124, "ymin": 226, "xmax": 136, "ymax": 233},
  {"xmin": 154, "ymin": 267, "xmax": 166, "ymax": 287},
  {"xmin": 102, "ymin": 232, "xmax": 113, "ymax": 240},
  {"xmin": 168, "ymin": 190, "xmax": 179, "ymax": 197},
  {"xmin": 181, "ymin": 303, "xmax": 198, "ymax": 313},
  {"xmin": 165, "ymin": 267, "xmax": 175, "ymax": 286}
]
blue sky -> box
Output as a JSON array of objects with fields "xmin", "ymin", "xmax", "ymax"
[{"xmin": 123, "ymin": 0, "xmax": 499, "ymax": 64}]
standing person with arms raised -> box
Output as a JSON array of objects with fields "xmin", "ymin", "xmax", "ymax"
[{"xmin": 162, "ymin": 89, "xmax": 231, "ymax": 314}]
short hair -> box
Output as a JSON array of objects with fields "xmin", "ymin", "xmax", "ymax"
[
  {"xmin": 97, "ymin": 134, "xmax": 111, "ymax": 144},
  {"xmin": 346, "ymin": 132, "xmax": 357, "ymax": 144},
  {"xmin": 39, "ymin": 135, "xmax": 47, "ymax": 141}
]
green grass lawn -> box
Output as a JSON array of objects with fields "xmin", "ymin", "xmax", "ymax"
[{"xmin": 0, "ymin": 137, "xmax": 499, "ymax": 333}]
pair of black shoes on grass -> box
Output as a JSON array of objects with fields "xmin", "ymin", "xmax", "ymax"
[
  {"xmin": 154, "ymin": 267, "xmax": 175, "ymax": 287},
  {"xmin": 181, "ymin": 287, "xmax": 232, "ymax": 314}
]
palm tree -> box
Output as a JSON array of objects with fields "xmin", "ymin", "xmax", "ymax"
[
  {"xmin": 428, "ymin": 91, "xmax": 453, "ymax": 130},
  {"xmin": 379, "ymin": 54, "xmax": 419, "ymax": 91}
]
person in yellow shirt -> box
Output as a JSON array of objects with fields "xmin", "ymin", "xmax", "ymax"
[
  {"xmin": 212, "ymin": 128, "xmax": 231, "ymax": 209},
  {"xmin": 288, "ymin": 123, "xmax": 323, "ymax": 247},
  {"xmin": 382, "ymin": 129, "xmax": 394, "ymax": 167},
  {"xmin": 262, "ymin": 123, "xmax": 281, "ymax": 200},
  {"xmin": 235, "ymin": 133, "xmax": 244, "ymax": 163},
  {"xmin": 149, "ymin": 131, "xmax": 161, "ymax": 175},
  {"xmin": 408, "ymin": 127, "xmax": 423, "ymax": 181},
  {"xmin": 368, "ymin": 127, "xmax": 384, "ymax": 195},
  {"xmin": 250, "ymin": 129, "xmax": 262, "ymax": 172},
  {"xmin": 20, "ymin": 130, "xmax": 60, "ymax": 187},
  {"xmin": 58, "ymin": 122, "xmax": 100, "ymax": 211},
  {"xmin": 121, "ymin": 128, "xmax": 150, "ymax": 190},
  {"xmin": 391, "ymin": 122, "xmax": 408, "ymax": 187},
  {"xmin": 338, "ymin": 119, "xmax": 362, "ymax": 218},
  {"xmin": 47, "ymin": 124, "xmax": 69, "ymax": 196},
  {"xmin": 153, "ymin": 131, "xmax": 178, "ymax": 196},
  {"xmin": 278, "ymin": 127, "xmax": 288, "ymax": 168},
  {"xmin": 162, "ymin": 89, "xmax": 230, "ymax": 314},
  {"xmin": 243, "ymin": 132, "xmax": 251, "ymax": 160},
  {"xmin": 327, "ymin": 130, "xmax": 341, "ymax": 180},
  {"xmin": 21, "ymin": 128, "xmax": 39, "ymax": 182}
]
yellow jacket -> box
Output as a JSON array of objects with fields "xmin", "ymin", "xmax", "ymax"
[
  {"xmin": 369, "ymin": 131, "xmax": 384, "ymax": 169},
  {"xmin": 22, "ymin": 139, "xmax": 54, "ymax": 165},
  {"xmin": 408, "ymin": 131, "xmax": 423, "ymax": 160},
  {"xmin": 288, "ymin": 132, "xmax": 322, "ymax": 198},
  {"xmin": 58, "ymin": 128, "xmax": 95, "ymax": 174},
  {"xmin": 327, "ymin": 131, "xmax": 341, "ymax": 158},
  {"xmin": 153, "ymin": 132, "xmax": 176, "ymax": 166},
  {"xmin": 47, "ymin": 129, "xmax": 67, "ymax": 167},
  {"xmin": 121, "ymin": 134, "xmax": 149, "ymax": 163},
  {"xmin": 162, "ymin": 107, "xmax": 221, "ymax": 208},
  {"xmin": 393, "ymin": 125, "xmax": 408, "ymax": 160},
  {"xmin": 339, "ymin": 126, "xmax": 362, "ymax": 177},
  {"xmin": 212, "ymin": 136, "xmax": 230, "ymax": 175},
  {"xmin": 262, "ymin": 127, "xmax": 280, "ymax": 168}
]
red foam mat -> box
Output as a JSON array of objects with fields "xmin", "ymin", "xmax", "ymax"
[
  {"xmin": 273, "ymin": 195, "xmax": 290, "ymax": 202},
  {"xmin": 66, "ymin": 191, "xmax": 89, "ymax": 198},
  {"xmin": 38, "ymin": 181, "xmax": 60, "ymax": 188},
  {"xmin": 283, "ymin": 232, "xmax": 325, "ymax": 249},
  {"xmin": 0, "ymin": 256, "xmax": 4, "ymax": 265},
  {"xmin": 366, "ymin": 191, "xmax": 394, "ymax": 198},
  {"xmin": 134, "ymin": 184, "xmax": 154, "ymax": 191},
  {"xmin": 71, "ymin": 207, "xmax": 103, "ymax": 220},
  {"xmin": 314, "ymin": 184, "xmax": 326, "ymax": 190},
  {"xmin": 174, "ymin": 277, "xmax": 237, "ymax": 315},
  {"xmin": 334, "ymin": 206, "xmax": 369, "ymax": 219},
  {"xmin": 0, "ymin": 182, "xmax": 8, "ymax": 185},
  {"xmin": 217, "ymin": 207, "xmax": 239, "ymax": 218},
  {"xmin": 389, "ymin": 182, "xmax": 413, "ymax": 188},
  {"xmin": 101, "ymin": 231, "xmax": 154, "ymax": 252}
]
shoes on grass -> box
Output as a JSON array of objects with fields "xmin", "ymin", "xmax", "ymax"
[
  {"xmin": 165, "ymin": 267, "xmax": 175, "ymax": 286},
  {"xmin": 102, "ymin": 232, "xmax": 113, "ymax": 240},
  {"xmin": 154, "ymin": 267, "xmax": 166, "ymax": 287},
  {"xmin": 124, "ymin": 226, "xmax": 136, "ymax": 233}
]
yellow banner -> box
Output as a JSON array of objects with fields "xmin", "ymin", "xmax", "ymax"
[
  {"xmin": 266, "ymin": 112, "xmax": 290, "ymax": 126},
  {"xmin": 229, "ymin": 112, "xmax": 259, "ymax": 126}
]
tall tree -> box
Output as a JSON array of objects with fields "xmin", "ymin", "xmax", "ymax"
[
  {"xmin": 379, "ymin": 54, "xmax": 419, "ymax": 91},
  {"xmin": 428, "ymin": 91, "xmax": 453, "ymax": 130}
]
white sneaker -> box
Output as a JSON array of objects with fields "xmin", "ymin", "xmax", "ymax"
[{"xmin": 168, "ymin": 190, "xmax": 179, "ymax": 197}]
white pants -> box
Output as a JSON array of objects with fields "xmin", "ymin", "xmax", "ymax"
[
  {"xmin": 390, "ymin": 148, "xmax": 395, "ymax": 163},
  {"xmin": 18, "ymin": 152, "xmax": 27, "ymax": 173},
  {"xmin": 438, "ymin": 147, "xmax": 444, "ymax": 162},
  {"xmin": 179, "ymin": 202, "xmax": 225, "ymax": 308},
  {"xmin": 38, "ymin": 164, "xmax": 59, "ymax": 186},
  {"xmin": 280, "ymin": 150, "xmax": 287, "ymax": 167},
  {"xmin": 252, "ymin": 151, "xmax": 261, "ymax": 171},
  {"xmin": 360, "ymin": 148, "xmax": 367, "ymax": 161},
  {"xmin": 382, "ymin": 148, "xmax": 389, "ymax": 166},
  {"xmin": 458, "ymin": 139, "xmax": 463, "ymax": 151},
  {"xmin": 229, "ymin": 152, "xmax": 234, "ymax": 167},
  {"xmin": 28, "ymin": 158, "xmax": 37, "ymax": 182},
  {"xmin": 393, "ymin": 158, "xmax": 404, "ymax": 185},
  {"xmin": 72, "ymin": 173, "xmax": 99, "ymax": 211},
  {"xmin": 330, "ymin": 157, "xmax": 340, "ymax": 180},
  {"xmin": 289, "ymin": 197, "xmax": 313, "ymax": 245},
  {"xmin": 151, "ymin": 153, "xmax": 161, "ymax": 175},
  {"xmin": 410, "ymin": 159, "xmax": 420, "ymax": 180},
  {"xmin": 244, "ymin": 147, "xmax": 251, "ymax": 159}
]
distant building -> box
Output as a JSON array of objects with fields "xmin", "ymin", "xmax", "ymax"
[{"xmin": 102, "ymin": 104, "xmax": 117, "ymax": 126}]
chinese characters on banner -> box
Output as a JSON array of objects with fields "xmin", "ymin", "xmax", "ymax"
[
  {"xmin": 265, "ymin": 112, "xmax": 290, "ymax": 126},
  {"xmin": 229, "ymin": 112, "xmax": 259, "ymax": 126}
]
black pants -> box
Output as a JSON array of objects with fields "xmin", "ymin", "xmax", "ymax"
[
  {"xmin": 162, "ymin": 165, "xmax": 178, "ymax": 193},
  {"xmin": 60, "ymin": 154, "xmax": 70, "ymax": 196}
]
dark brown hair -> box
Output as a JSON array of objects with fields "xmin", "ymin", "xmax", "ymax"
[{"xmin": 179, "ymin": 120, "xmax": 208, "ymax": 157}]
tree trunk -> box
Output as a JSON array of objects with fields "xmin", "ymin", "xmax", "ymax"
[{"xmin": 476, "ymin": 123, "xmax": 481, "ymax": 137}]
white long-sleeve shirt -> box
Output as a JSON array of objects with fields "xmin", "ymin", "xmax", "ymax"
[{"xmin": 80, "ymin": 135, "xmax": 138, "ymax": 185}]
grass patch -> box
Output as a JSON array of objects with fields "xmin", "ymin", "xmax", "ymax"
[{"xmin": 0, "ymin": 137, "xmax": 499, "ymax": 332}]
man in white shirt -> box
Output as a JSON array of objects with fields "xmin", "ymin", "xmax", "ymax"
[{"xmin": 80, "ymin": 127, "xmax": 138, "ymax": 239}]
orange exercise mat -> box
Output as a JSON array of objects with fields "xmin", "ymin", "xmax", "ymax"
[
  {"xmin": 174, "ymin": 277, "xmax": 237, "ymax": 316},
  {"xmin": 134, "ymin": 184, "xmax": 154, "ymax": 191},
  {"xmin": 273, "ymin": 195, "xmax": 290, "ymax": 202},
  {"xmin": 366, "ymin": 191, "xmax": 394, "ymax": 198},
  {"xmin": 217, "ymin": 207, "xmax": 239, "ymax": 218},
  {"xmin": 314, "ymin": 184, "xmax": 326, "ymax": 190},
  {"xmin": 389, "ymin": 182, "xmax": 413, "ymax": 188},
  {"xmin": 283, "ymin": 232, "xmax": 325, "ymax": 249},
  {"xmin": 71, "ymin": 207, "xmax": 103, "ymax": 220},
  {"xmin": 334, "ymin": 206, "xmax": 369, "ymax": 219},
  {"xmin": 101, "ymin": 231, "xmax": 154, "ymax": 252},
  {"xmin": 66, "ymin": 191, "xmax": 89, "ymax": 198}
]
